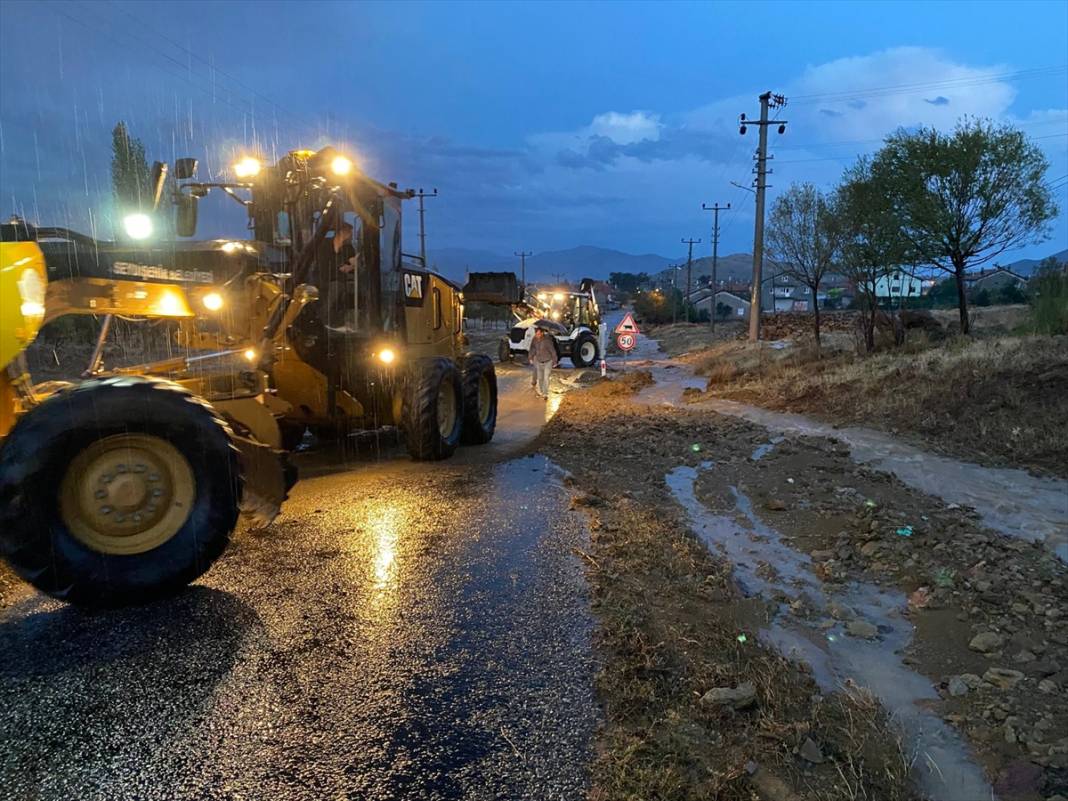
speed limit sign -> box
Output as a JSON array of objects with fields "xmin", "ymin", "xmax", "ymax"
[{"xmin": 616, "ymin": 332, "xmax": 636, "ymax": 351}]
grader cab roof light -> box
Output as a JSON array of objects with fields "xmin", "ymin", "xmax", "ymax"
[
  {"xmin": 330, "ymin": 156, "xmax": 353, "ymax": 176},
  {"xmin": 377, "ymin": 348, "xmax": 396, "ymax": 365},
  {"xmin": 243, "ymin": 348, "xmax": 258, "ymax": 362},
  {"xmin": 123, "ymin": 213, "xmax": 153, "ymax": 240},
  {"xmin": 233, "ymin": 157, "xmax": 261, "ymax": 179}
]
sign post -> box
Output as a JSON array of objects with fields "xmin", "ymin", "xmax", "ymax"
[{"xmin": 614, "ymin": 313, "xmax": 641, "ymax": 371}]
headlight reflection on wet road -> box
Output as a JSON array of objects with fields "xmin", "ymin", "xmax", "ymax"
[
  {"xmin": 369, "ymin": 505, "xmax": 401, "ymax": 590},
  {"xmin": 545, "ymin": 391, "xmax": 564, "ymax": 422}
]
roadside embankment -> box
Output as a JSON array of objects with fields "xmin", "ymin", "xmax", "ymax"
[{"xmin": 536, "ymin": 371, "xmax": 1068, "ymax": 800}]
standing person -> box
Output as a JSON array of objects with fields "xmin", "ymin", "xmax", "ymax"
[{"xmin": 529, "ymin": 327, "xmax": 558, "ymax": 398}]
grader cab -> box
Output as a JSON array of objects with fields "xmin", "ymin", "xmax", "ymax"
[{"xmin": 0, "ymin": 146, "xmax": 497, "ymax": 607}]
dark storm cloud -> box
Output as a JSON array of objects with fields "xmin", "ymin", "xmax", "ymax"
[
  {"xmin": 925, "ymin": 96, "xmax": 951, "ymax": 106},
  {"xmin": 554, "ymin": 127, "xmax": 735, "ymax": 172}
]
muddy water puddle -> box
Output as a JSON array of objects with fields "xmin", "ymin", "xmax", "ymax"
[
  {"xmin": 667, "ymin": 461, "xmax": 993, "ymax": 801},
  {"xmin": 700, "ymin": 398, "xmax": 1068, "ymax": 563}
]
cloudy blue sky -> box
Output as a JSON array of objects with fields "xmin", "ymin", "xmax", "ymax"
[{"xmin": 1, "ymin": 0, "xmax": 1066, "ymax": 262}]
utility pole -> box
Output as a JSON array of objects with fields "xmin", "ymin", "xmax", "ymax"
[
  {"xmin": 414, "ymin": 188, "xmax": 438, "ymax": 269},
  {"xmin": 671, "ymin": 264, "xmax": 679, "ymax": 324},
  {"xmin": 681, "ymin": 238, "xmax": 701, "ymax": 323},
  {"xmin": 739, "ymin": 91, "xmax": 787, "ymax": 342},
  {"xmin": 514, "ymin": 250, "xmax": 532, "ymax": 287},
  {"xmin": 701, "ymin": 201, "xmax": 730, "ymax": 334}
]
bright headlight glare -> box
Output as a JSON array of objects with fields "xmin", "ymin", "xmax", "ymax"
[
  {"xmin": 202, "ymin": 291, "xmax": 224, "ymax": 311},
  {"xmin": 551, "ymin": 310, "xmax": 561, "ymax": 320},
  {"xmin": 377, "ymin": 348, "xmax": 396, "ymax": 364},
  {"xmin": 552, "ymin": 292, "xmax": 564, "ymax": 302},
  {"xmin": 233, "ymin": 156, "xmax": 261, "ymax": 178},
  {"xmin": 243, "ymin": 348, "xmax": 257, "ymax": 362},
  {"xmin": 330, "ymin": 156, "xmax": 353, "ymax": 176},
  {"xmin": 123, "ymin": 213, "xmax": 153, "ymax": 240}
]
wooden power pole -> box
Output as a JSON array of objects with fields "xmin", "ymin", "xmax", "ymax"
[
  {"xmin": 701, "ymin": 201, "xmax": 729, "ymax": 334},
  {"xmin": 739, "ymin": 92, "xmax": 787, "ymax": 342}
]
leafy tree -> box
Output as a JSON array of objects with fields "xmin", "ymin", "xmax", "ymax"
[
  {"xmin": 1030, "ymin": 269, "xmax": 1068, "ymax": 335},
  {"xmin": 873, "ymin": 118, "xmax": 1057, "ymax": 335},
  {"xmin": 716, "ymin": 301, "xmax": 732, "ymax": 320},
  {"xmin": 633, "ymin": 287, "xmax": 680, "ymax": 324},
  {"xmin": 836, "ymin": 158, "xmax": 912, "ymax": 352},
  {"xmin": 111, "ymin": 121, "xmax": 151, "ymax": 215},
  {"xmin": 926, "ymin": 277, "xmax": 960, "ymax": 308},
  {"xmin": 996, "ymin": 282, "xmax": 1027, "ymax": 305},
  {"xmin": 608, "ymin": 271, "xmax": 650, "ymax": 293},
  {"xmin": 765, "ymin": 183, "xmax": 842, "ymax": 349}
]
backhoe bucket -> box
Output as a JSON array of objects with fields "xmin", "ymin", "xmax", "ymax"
[{"xmin": 463, "ymin": 272, "xmax": 522, "ymax": 304}]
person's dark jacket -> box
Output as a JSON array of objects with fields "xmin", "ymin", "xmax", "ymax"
[{"xmin": 529, "ymin": 332, "xmax": 557, "ymax": 364}]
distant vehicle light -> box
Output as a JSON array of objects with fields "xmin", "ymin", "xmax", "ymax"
[
  {"xmin": 537, "ymin": 293, "xmax": 547, "ymax": 301},
  {"xmin": 330, "ymin": 156, "xmax": 353, "ymax": 176},
  {"xmin": 552, "ymin": 292, "xmax": 565, "ymax": 302},
  {"xmin": 243, "ymin": 348, "xmax": 257, "ymax": 362},
  {"xmin": 377, "ymin": 348, "xmax": 396, "ymax": 364},
  {"xmin": 233, "ymin": 157, "xmax": 261, "ymax": 178},
  {"xmin": 551, "ymin": 311, "xmax": 561, "ymax": 320},
  {"xmin": 123, "ymin": 213, "xmax": 153, "ymax": 240},
  {"xmin": 202, "ymin": 292, "xmax": 224, "ymax": 311}
]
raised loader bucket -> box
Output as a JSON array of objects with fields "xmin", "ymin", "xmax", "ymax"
[{"xmin": 463, "ymin": 271, "xmax": 522, "ymax": 305}]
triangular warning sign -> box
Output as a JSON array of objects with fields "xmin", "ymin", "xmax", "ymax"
[{"xmin": 614, "ymin": 312, "xmax": 641, "ymax": 335}]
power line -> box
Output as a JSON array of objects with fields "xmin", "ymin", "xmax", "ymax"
[
  {"xmin": 792, "ymin": 65, "xmax": 1067, "ymax": 105},
  {"xmin": 102, "ymin": 0, "xmax": 312, "ymax": 135}
]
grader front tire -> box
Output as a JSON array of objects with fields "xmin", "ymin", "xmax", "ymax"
[
  {"xmin": 402, "ymin": 357, "xmax": 464, "ymax": 461},
  {"xmin": 0, "ymin": 377, "xmax": 242, "ymax": 607}
]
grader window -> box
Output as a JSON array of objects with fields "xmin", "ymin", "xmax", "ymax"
[{"xmin": 433, "ymin": 287, "xmax": 442, "ymax": 330}]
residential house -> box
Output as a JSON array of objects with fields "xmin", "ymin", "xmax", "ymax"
[
  {"xmin": 689, "ymin": 289, "xmax": 751, "ymax": 320},
  {"xmin": 874, "ymin": 270, "xmax": 925, "ymax": 300},
  {"xmin": 964, "ymin": 268, "xmax": 1028, "ymax": 294}
]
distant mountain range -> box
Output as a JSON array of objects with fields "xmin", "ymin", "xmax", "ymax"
[
  {"xmin": 1004, "ymin": 248, "xmax": 1068, "ymax": 276},
  {"xmin": 427, "ymin": 245, "xmax": 1068, "ymax": 286},
  {"xmin": 427, "ymin": 245, "xmax": 674, "ymax": 284}
]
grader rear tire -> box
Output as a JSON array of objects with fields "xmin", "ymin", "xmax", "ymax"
[
  {"xmin": 402, "ymin": 357, "xmax": 463, "ymax": 461},
  {"xmin": 460, "ymin": 353, "xmax": 497, "ymax": 445},
  {"xmin": 0, "ymin": 377, "xmax": 242, "ymax": 607},
  {"xmin": 498, "ymin": 337, "xmax": 513, "ymax": 363}
]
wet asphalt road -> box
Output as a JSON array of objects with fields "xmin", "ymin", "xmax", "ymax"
[{"xmin": 0, "ymin": 370, "xmax": 597, "ymax": 801}]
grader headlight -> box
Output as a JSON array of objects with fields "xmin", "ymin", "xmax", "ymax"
[
  {"xmin": 202, "ymin": 291, "xmax": 224, "ymax": 312},
  {"xmin": 377, "ymin": 348, "xmax": 396, "ymax": 365}
]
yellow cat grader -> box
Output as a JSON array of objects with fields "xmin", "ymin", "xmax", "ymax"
[{"xmin": 0, "ymin": 146, "xmax": 497, "ymax": 606}]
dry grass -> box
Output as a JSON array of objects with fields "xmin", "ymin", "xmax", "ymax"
[{"xmin": 705, "ymin": 335, "xmax": 1068, "ymax": 478}]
